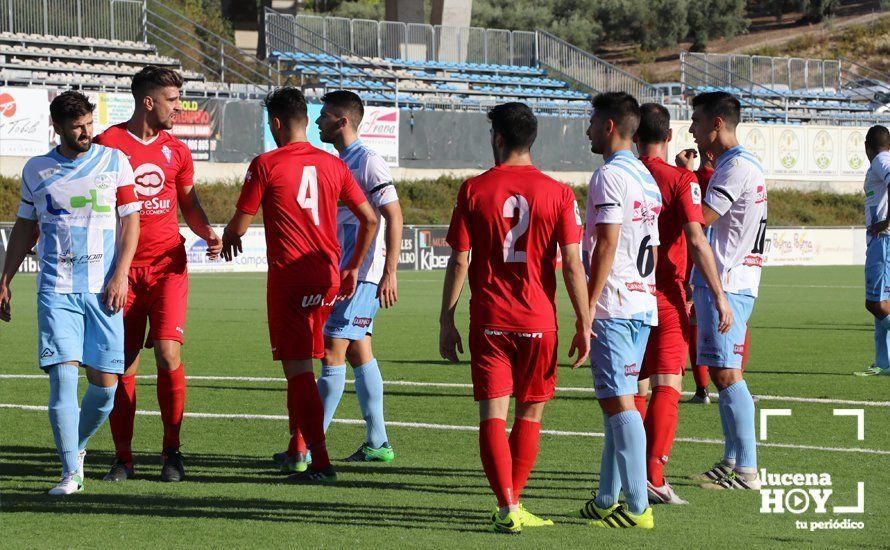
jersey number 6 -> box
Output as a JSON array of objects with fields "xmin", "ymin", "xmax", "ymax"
[
  {"xmin": 637, "ymin": 235, "xmax": 655, "ymax": 277},
  {"xmin": 503, "ymin": 194, "xmax": 530, "ymax": 263},
  {"xmin": 297, "ymin": 166, "xmax": 319, "ymax": 225}
]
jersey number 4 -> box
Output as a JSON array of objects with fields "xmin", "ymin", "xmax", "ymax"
[
  {"xmin": 503, "ymin": 194, "xmax": 530, "ymax": 263},
  {"xmin": 297, "ymin": 166, "xmax": 319, "ymax": 225}
]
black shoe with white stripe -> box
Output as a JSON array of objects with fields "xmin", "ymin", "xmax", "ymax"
[{"xmin": 690, "ymin": 461, "xmax": 734, "ymax": 482}]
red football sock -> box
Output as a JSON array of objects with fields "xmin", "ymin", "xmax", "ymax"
[
  {"xmin": 509, "ymin": 418, "xmax": 541, "ymax": 499},
  {"xmin": 644, "ymin": 386, "xmax": 681, "ymax": 487},
  {"xmin": 689, "ymin": 326, "xmax": 709, "ymax": 391},
  {"xmin": 479, "ymin": 418, "xmax": 514, "ymax": 508},
  {"xmin": 286, "ymin": 390, "xmax": 307, "ymax": 456},
  {"xmin": 157, "ymin": 364, "xmax": 186, "ymax": 450},
  {"xmin": 741, "ymin": 330, "xmax": 751, "ymax": 372},
  {"xmin": 634, "ymin": 394, "xmax": 647, "ymax": 421},
  {"xmin": 110, "ymin": 374, "xmax": 136, "ymax": 463},
  {"xmin": 288, "ymin": 372, "xmax": 330, "ymax": 470}
]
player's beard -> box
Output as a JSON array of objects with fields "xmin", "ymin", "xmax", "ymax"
[{"xmin": 65, "ymin": 133, "xmax": 91, "ymax": 153}]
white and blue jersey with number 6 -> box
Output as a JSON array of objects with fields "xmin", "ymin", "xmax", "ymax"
[{"xmin": 585, "ymin": 149, "xmax": 662, "ymax": 325}]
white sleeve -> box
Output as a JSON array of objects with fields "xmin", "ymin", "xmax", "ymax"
[
  {"xmin": 17, "ymin": 166, "xmax": 38, "ymax": 220},
  {"xmin": 115, "ymin": 151, "xmax": 141, "ymax": 218},
  {"xmin": 879, "ymin": 155, "xmax": 890, "ymax": 187},
  {"xmin": 590, "ymin": 168, "xmax": 625, "ymax": 225},
  {"xmin": 704, "ymin": 162, "xmax": 748, "ymax": 216},
  {"xmin": 365, "ymin": 154, "xmax": 398, "ymax": 209}
]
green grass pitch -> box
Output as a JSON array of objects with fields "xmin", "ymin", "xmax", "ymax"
[{"xmin": 1, "ymin": 266, "xmax": 888, "ymax": 547}]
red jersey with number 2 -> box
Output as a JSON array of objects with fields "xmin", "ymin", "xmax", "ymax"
[
  {"xmin": 94, "ymin": 123, "xmax": 194, "ymax": 266},
  {"xmin": 446, "ymin": 164, "xmax": 583, "ymax": 331},
  {"xmin": 236, "ymin": 141, "xmax": 367, "ymax": 288}
]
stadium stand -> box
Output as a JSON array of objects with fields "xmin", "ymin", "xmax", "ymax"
[{"xmin": 681, "ymin": 51, "xmax": 890, "ymax": 125}]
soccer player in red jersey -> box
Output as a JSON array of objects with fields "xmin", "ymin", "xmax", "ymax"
[
  {"xmin": 94, "ymin": 66, "xmax": 221, "ymax": 482},
  {"xmin": 632, "ymin": 104, "xmax": 733, "ymax": 504},
  {"xmin": 439, "ymin": 103, "xmax": 591, "ymax": 533},
  {"xmin": 677, "ymin": 147, "xmax": 752, "ymax": 403},
  {"xmin": 221, "ymin": 87, "xmax": 377, "ymax": 483}
]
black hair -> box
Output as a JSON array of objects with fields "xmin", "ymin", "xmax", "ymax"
[
  {"xmin": 264, "ymin": 87, "xmax": 308, "ymax": 123},
  {"xmin": 487, "ymin": 102, "xmax": 537, "ymax": 151},
  {"xmin": 321, "ymin": 90, "xmax": 364, "ymax": 127},
  {"xmin": 591, "ymin": 92, "xmax": 640, "ymax": 137},
  {"xmin": 636, "ymin": 102, "xmax": 671, "ymax": 144},
  {"xmin": 865, "ymin": 125, "xmax": 890, "ymax": 151},
  {"xmin": 691, "ymin": 91, "xmax": 741, "ymax": 127},
  {"xmin": 49, "ymin": 91, "xmax": 95, "ymax": 125},
  {"xmin": 131, "ymin": 65, "xmax": 184, "ymax": 100}
]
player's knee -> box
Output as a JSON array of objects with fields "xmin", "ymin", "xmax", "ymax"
[
  {"xmin": 323, "ymin": 349, "xmax": 346, "ymax": 366},
  {"xmin": 515, "ymin": 401, "xmax": 546, "ymax": 422},
  {"xmin": 155, "ymin": 350, "xmax": 181, "ymax": 371}
]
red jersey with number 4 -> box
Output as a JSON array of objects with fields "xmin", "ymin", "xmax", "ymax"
[
  {"xmin": 236, "ymin": 141, "xmax": 367, "ymax": 288},
  {"xmin": 95, "ymin": 123, "xmax": 194, "ymax": 266},
  {"xmin": 639, "ymin": 156, "xmax": 704, "ymax": 301},
  {"xmin": 446, "ymin": 164, "xmax": 583, "ymax": 331}
]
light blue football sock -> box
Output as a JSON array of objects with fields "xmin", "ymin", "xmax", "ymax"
[
  {"xmin": 719, "ymin": 396, "xmax": 736, "ymax": 463},
  {"xmin": 595, "ymin": 412, "xmax": 620, "ymax": 509},
  {"xmin": 47, "ymin": 364, "xmax": 80, "ymax": 474},
  {"xmin": 317, "ymin": 365, "xmax": 346, "ymax": 433},
  {"xmin": 720, "ymin": 380, "xmax": 757, "ymax": 471},
  {"xmin": 610, "ymin": 410, "xmax": 649, "ymax": 515},
  {"xmin": 874, "ymin": 319, "xmax": 889, "ymax": 369},
  {"xmin": 78, "ymin": 381, "xmax": 117, "ymax": 451},
  {"xmin": 354, "ymin": 359, "xmax": 388, "ymax": 448}
]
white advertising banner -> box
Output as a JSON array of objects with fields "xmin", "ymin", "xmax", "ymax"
[
  {"xmin": 182, "ymin": 225, "xmax": 269, "ymax": 273},
  {"xmin": 764, "ymin": 227, "xmax": 865, "ymax": 266},
  {"xmin": 668, "ymin": 121, "xmax": 871, "ymax": 182},
  {"xmin": 86, "ymin": 92, "xmax": 135, "ymax": 135},
  {"xmin": 0, "ymin": 88, "xmax": 50, "ymax": 156},
  {"xmin": 358, "ymin": 106, "xmax": 399, "ymax": 167}
]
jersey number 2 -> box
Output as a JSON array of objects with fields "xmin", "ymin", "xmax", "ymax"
[
  {"xmin": 503, "ymin": 194, "xmax": 530, "ymax": 263},
  {"xmin": 297, "ymin": 166, "xmax": 319, "ymax": 225}
]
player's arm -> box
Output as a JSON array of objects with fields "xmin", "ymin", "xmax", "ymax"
[
  {"xmin": 178, "ymin": 185, "xmax": 221, "ymax": 259},
  {"xmin": 223, "ymin": 158, "xmax": 264, "ymax": 262},
  {"xmin": 561, "ymin": 243, "xmax": 592, "ymax": 368},
  {"xmin": 587, "ymin": 223, "xmax": 619, "ymax": 311},
  {"xmin": 0, "ymin": 217, "xmax": 39, "ymax": 323},
  {"xmin": 439, "ymin": 249, "xmax": 469, "ymax": 363},
  {"xmin": 377, "ymin": 200, "xmax": 403, "ymax": 309},
  {"xmin": 701, "ymin": 204, "xmax": 721, "ymax": 227},
  {"xmin": 867, "ymin": 162, "xmax": 890, "ymax": 235},
  {"xmin": 341, "ymin": 199, "xmax": 378, "ymax": 300},
  {"xmin": 684, "ymin": 221, "xmax": 733, "ymax": 333},
  {"xmin": 104, "ymin": 210, "xmax": 140, "ymax": 314},
  {"xmin": 221, "ymin": 210, "xmax": 254, "ymax": 262}
]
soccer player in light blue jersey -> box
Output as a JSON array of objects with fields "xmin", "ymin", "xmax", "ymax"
[
  {"xmin": 855, "ymin": 125, "xmax": 890, "ymax": 377},
  {"xmin": 682, "ymin": 91, "xmax": 767, "ymax": 490},
  {"xmin": 0, "ymin": 91, "xmax": 140, "ymax": 495},
  {"xmin": 271, "ymin": 90, "xmax": 402, "ymax": 470}
]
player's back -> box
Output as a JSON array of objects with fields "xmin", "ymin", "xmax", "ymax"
[
  {"xmin": 693, "ymin": 146, "xmax": 767, "ymax": 297},
  {"xmin": 640, "ymin": 156, "xmax": 702, "ymax": 300},
  {"xmin": 237, "ymin": 141, "xmax": 363, "ymax": 288},
  {"xmin": 448, "ymin": 164, "xmax": 581, "ymax": 332}
]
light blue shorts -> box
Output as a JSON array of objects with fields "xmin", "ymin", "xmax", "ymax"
[
  {"xmin": 589, "ymin": 318, "xmax": 651, "ymax": 399},
  {"xmin": 323, "ymin": 281, "xmax": 380, "ymax": 341},
  {"xmin": 37, "ymin": 292, "xmax": 125, "ymax": 374},
  {"xmin": 865, "ymin": 235, "xmax": 890, "ymax": 302},
  {"xmin": 693, "ymin": 286, "xmax": 755, "ymax": 369}
]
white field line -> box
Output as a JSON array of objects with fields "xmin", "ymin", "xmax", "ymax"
[
  {"xmin": 1, "ymin": 374, "xmax": 888, "ymax": 408},
  {"xmin": 1, "ymin": 402, "xmax": 888, "ymax": 456}
]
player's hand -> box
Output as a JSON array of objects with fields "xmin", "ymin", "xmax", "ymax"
[
  {"xmin": 204, "ymin": 229, "xmax": 222, "ymax": 260},
  {"xmin": 568, "ymin": 319, "xmax": 592, "ymax": 369},
  {"xmin": 377, "ymin": 268, "xmax": 398, "ymax": 309},
  {"xmin": 675, "ymin": 148, "xmax": 698, "ymax": 170},
  {"xmin": 714, "ymin": 293, "xmax": 734, "ymax": 334},
  {"xmin": 338, "ymin": 268, "xmax": 359, "ymax": 300},
  {"xmin": 102, "ymin": 273, "xmax": 128, "ymax": 314},
  {"xmin": 0, "ymin": 283, "xmax": 12, "ymax": 322},
  {"xmin": 221, "ymin": 230, "xmax": 242, "ymax": 262},
  {"xmin": 439, "ymin": 322, "xmax": 464, "ymax": 363}
]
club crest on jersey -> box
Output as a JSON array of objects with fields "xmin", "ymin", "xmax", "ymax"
[
  {"xmin": 161, "ymin": 145, "xmax": 173, "ymax": 164},
  {"xmin": 691, "ymin": 182, "xmax": 702, "ymax": 205},
  {"xmin": 133, "ymin": 163, "xmax": 165, "ymax": 198},
  {"xmin": 94, "ymin": 173, "xmax": 114, "ymax": 190},
  {"xmin": 38, "ymin": 166, "xmax": 59, "ymax": 180},
  {"xmin": 755, "ymin": 185, "xmax": 767, "ymax": 205}
]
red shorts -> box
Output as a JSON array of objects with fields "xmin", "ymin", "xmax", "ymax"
[
  {"xmin": 640, "ymin": 297, "xmax": 690, "ymax": 379},
  {"xmin": 469, "ymin": 328, "xmax": 558, "ymax": 403},
  {"xmin": 125, "ymin": 258, "xmax": 189, "ymax": 351},
  {"xmin": 267, "ymin": 285, "xmax": 338, "ymax": 361}
]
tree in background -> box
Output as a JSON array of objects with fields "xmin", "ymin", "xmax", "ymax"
[{"xmin": 688, "ymin": 0, "xmax": 749, "ymax": 51}]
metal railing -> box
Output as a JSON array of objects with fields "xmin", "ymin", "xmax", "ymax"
[
  {"xmin": 0, "ymin": 0, "xmax": 145, "ymax": 42},
  {"xmin": 683, "ymin": 52, "xmax": 842, "ymax": 92},
  {"xmin": 839, "ymin": 56, "xmax": 890, "ymax": 105},
  {"xmin": 535, "ymin": 29, "xmax": 658, "ymax": 103},
  {"xmin": 146, "ymin": 0, "xmax": 283, "ymax": 96},
  {"xmin": 265, "ymin": 8, "xmax": 401, "ymax": 104},
  {"xmin": 268, "ymin": 13, "xmax": 538, "ymax": 67}
]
